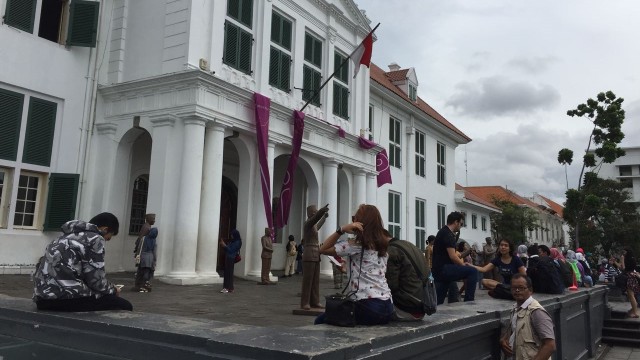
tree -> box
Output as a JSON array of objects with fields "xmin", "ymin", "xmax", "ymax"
[
  {"xmin": 557, "ymin": 91, "xmax": 626, "ymax": 251},
  {"xmin": 563, "ymin": 173, "xmax": 640, "ymax": 256},
  {"xmin": 490, "ymin": 196, "xmax": 540, "ymax": 245},
  {"xmin": 557, "ymin": 148, "xmax": 573, "ymax": 190}
]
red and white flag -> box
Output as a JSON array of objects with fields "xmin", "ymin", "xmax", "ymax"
[{"xmin": 351, "ymin": 31, "xmax": 373, "ymax": 79}]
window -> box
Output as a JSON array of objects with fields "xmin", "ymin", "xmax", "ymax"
[
  {"xmin": 619, "ymin": 166, "xmax": 632, "ymax": 176},
  {"xmin": 223, "ymin": 0, "xmax": 254, "ymax": 74},
  {"xmin": 415, "ymin": 198, "xmax": 426, "ymax": 250},
  {"xmin": 13, "ymin": 172, "xmax": 42, "ymax": 228},
  {"xmin": 461, "ymin": 212, "xmax": 467, "ymax": 227},
  {"xmin": 22, "ymin": 98, "xmax": 57, "ymax": 167},
  {"xmin": 302, "ymin": 33, "xmax": 322, "ymax": 106},
  {"xmin": 389, "ymin": 117, "xmax": 401, "ymax": 168},
  {"xmin": 333, "ymin": 51, "xmax": 349, "ymax": 119},
  {"xmin": 620, "ymin": 178, "xmax": 633, "ymax": 188},
  {"xmin": 437, "ymin": 204, "xmax": 446, "ymax": 230},
  {"xmin": 129, "ymin": 176, "xmax": 149, "ymax": 234},
  {"xmin": 0, "ymin": 88, "xmax": 24, "ymax": 161},
  {"xmin": 437, "ymin": 142, "xmax": 446, "ymax": 185},
  {"xmin": 268, "ymin": 11, "xmax": 292, "ymax": 92},
  {"xmin": 388, "ymin": 192, "xmax": 401, "ymax": 238},
  {"xmin": 368, "ymin": 105, "xmax": 374, "ymax": 140},
  {"xmin": 415, "ymin": 130, "xmax": 425, "ymax": 177},
  {"xmin": 471, "ymin": 214, "xmax": 477, "ymax": 229},
  {"xmin": 408, "ymin": 84, "xmax": 417, "ymax": 102},
  {"xmin": 481, "ymin": 216, "xmax": 487, "ymax": 231},
  {"xmin": 3, "ymin": 0, "xmax": 98, "ymax": 47}
]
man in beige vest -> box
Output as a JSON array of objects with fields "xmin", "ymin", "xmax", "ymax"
[
  {"xmin": 500, "ymin": 274, "xmax": 556, "ymax": 360},
  {"xmin": 258, "ymin": 228, "xmax": 275, "ymax": 285},
  {"xmin": 300, "ymin": 204, "xmax": 328, "ymax": 310}
]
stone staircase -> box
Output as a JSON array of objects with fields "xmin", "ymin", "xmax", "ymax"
[{"xmin": 602, "ymin": 287, "xmax": 640, "ymax": 348}]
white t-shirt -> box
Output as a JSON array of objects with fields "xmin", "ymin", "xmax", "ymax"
[{"xmin": 334, "ymin": 240, "xmax": 391, "ymax": 301}]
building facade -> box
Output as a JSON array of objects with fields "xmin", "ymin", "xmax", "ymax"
[
  {"xmin": 454, "ymin": 184, "xmax": 500, "ymax": 249},
  {"xmin": 596, "ymin": 146, "xmax": 640, "ymax": 207},
  {"xmin": 0, "ymin": 0, "xmax": 471, "ymax": 281}
]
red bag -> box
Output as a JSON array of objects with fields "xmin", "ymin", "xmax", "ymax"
[{"xmin": 234, "ymin": 254, "xmax": 242, "ymax": 263}]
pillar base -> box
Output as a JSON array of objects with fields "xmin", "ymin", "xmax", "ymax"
[{"xmin": 158, "ymin": 275, "xmax": 223, "ymax": 285}]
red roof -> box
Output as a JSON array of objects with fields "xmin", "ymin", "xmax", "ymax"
[
  {"xmin": 456, "ymin": 184, "xmax": 500, "ymax": 210},
  {"xmin": 386, "ymin": 69, "xmax": 409, "ymax": 82},
  {"xmin": 370, "ymin": 63, "xmax": 471, "ymax": 142},
  {"xmin": 538, "ymin": 194, "xmax": 564, "ymax": 218}
]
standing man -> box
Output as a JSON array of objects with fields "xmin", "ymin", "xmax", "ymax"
[
  {"xmin": 300, "ymin": 204, "xmax": 329, "ymax": 310},
  {"xmin": 431, "ymin": 211, "xmax": 478, "ymax": 304},
  {"xmin": 501, "ymin": 273, "xmax": 556, "ymax": 360},
  {"xmin": 33, "ymin": 213, "xmax": 132, "ymax": 311},
  {"xmin": 258, "ymin": 227, "xmax": 275, "ymax": 285},
  {"xmin": 480, "ymin": 236, "xmax": 499, "ymax": 281},
  {"xmin": 134, "ymin": 213, "xmax": 156, "ymax": 257}
]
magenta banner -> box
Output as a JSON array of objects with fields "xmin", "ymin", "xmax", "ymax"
[
  {"xmin": 254, "ymin": 93, "xmax": 273, "ymax": 233},
  {"xmin": 275, "ymin": 110, "xmax": 305, "ymax": 228},
  {"xmin": 358, "ymin": 137, "xmax": 392, "ymax": 187}
]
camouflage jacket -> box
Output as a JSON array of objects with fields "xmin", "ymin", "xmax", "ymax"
[{"xmin": 33, "ymin": 220, "xmax": 116, "ymax": 301}]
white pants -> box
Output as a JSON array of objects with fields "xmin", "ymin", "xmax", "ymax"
[{"xmin": 284, "ymin": 255, "xmax": 296, "ymax": 276}]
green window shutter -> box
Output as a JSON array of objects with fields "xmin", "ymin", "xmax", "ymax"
[
  {"xmin": 239, "ymin": 0, "xmax": 253, "ymax": 28},
  {"xmin": 269, "ymin": 48, "xmax": 290, "ymax": 92},
  {"xmin": 333, "ymin": 83, "xmax": 348, "ymax": 119},
  {"xmin": 22, "ymin": 97, "xmax": 57, "ymax": 167},
  {"xmin": 223, "ymin": 21, "xmax": 239, "ymax": 68},
  {"xmin": 238, "ymin": 29, "xmax": 252, "ymax": 74},
  {"xmin": 43, "ymin": 173, "xmax": 79, "ymax": 231},
  {"xmin": 303, "ymin": 66, "xmax": 321, "ymax": 106},
  {"xmin": 4, "ymin": 0, "xmax": 36, "ymax": 33},
  {"xmin": 0, "ymin": 89, "xmax": 25, "ymax": 161},
  {"xmin": 279, "ymin": 52, "xmax": 290, "ymax": 91},
  {"xmin": 67, "ymin": 0, "xmax": 100, "ymax": 47},
  {"xmin": 313, "ymin": 38, "xmax": 322, "ymax": 67},
  {"xmin": 269, "ymin": 47, "xmax": 280, "ymax": 87}
]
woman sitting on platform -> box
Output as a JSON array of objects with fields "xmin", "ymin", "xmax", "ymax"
[{"xmin": 469, "ymin": 238, "xmax": 526, "ymax": 299}]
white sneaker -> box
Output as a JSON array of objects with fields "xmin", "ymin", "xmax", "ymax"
[{"xmin": 220, "ymin": 288, "xmax": 228, "ymax": 293}]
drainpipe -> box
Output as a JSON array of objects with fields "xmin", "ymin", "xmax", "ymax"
[{"xmin": 76, "ymin": 0, "xmax": 106, "ymax": 216}]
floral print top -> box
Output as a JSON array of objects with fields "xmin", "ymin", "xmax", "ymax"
[{"xmin": 334, "ymin": 239, "xmax": 391, "ymax": 301}]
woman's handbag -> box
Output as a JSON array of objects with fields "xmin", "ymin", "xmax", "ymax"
[
  {"xmin": 234, "ymin": 254, "xmax": 242, "ymax": 263},
  {"xmin": 135, "ymin": 237, "xmax": 145, "ymax": 266},
  {"xmin": 324, "ymin": 246, "xmax": 364, "ymax": 327},
  {"xmin": 325, "ymin": 292, "xmax": 357, "ymax": 327}
]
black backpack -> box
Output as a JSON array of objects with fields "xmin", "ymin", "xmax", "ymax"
[
  {"xmin": 554, "ymin": 259, "xmax": 574, "ymax": 288},
  {"xmin": 527, "ymin": 256, "xmax": 565, "ymax": 294}
]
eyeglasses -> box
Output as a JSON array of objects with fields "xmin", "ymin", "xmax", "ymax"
[
  {"xmin": 352, "ymin": 215, "xmax": 356, "ymax": 222},
  {"xmin": 511, "ymin": 286, "xmax": 529, "ymax": 293}
]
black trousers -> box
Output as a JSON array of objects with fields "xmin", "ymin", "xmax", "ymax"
[{"xmin": 36, "ymin": 294, "xmax": 133, "ymax": 312}]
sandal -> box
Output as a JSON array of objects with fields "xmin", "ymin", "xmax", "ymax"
[{"xmin": 627, "ymin": 310, "xmax": 639, "ymax": 318}]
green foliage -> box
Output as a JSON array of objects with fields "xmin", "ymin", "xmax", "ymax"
[
  {"xmin": 557, "ymin": 148, "xmax": 573, "ymax": 165},
  {"xmin": 489, "ymin": 196, "xmax": 540, "ymax": 245},
  {"xmin": 563, "ymin": 175, "xmax": 640, "ymax": 255}
]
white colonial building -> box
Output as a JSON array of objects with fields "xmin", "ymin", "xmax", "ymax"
[
  {"xmin": 0, "ymin": 0, "xmax": 470, "ymax": 281},
  {"xmin": 454, "ymin": 184, "xmax": 500, "ymax": 249}
]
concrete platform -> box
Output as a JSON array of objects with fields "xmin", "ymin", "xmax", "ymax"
[{"xmin": 0, "ymin": 272, "xmax": 610, "ymax": 359}]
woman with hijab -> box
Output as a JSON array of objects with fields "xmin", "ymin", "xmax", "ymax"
[
  {"xmin": 565, "ymin": 250, "xmax": 590, "ymax": 287},
  {"xmin": 220, "ymin": 229, "xmax": 242, "ymax": 293},
  {"xmin": 316, "ymin": 204, "xmax": 394, "ymax": 325}
]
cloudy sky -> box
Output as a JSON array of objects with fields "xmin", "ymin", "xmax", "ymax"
[{"xmin": 357, "ymin": 1, "xmax": 640, "ymax": 204}]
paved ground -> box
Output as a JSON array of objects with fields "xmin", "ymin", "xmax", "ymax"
[
  {"xmin": 0, "ymin": 271, "xmax": 347, "ymax": 328},
  {"xmin": 602, "ymin": 346, "xmax": 640, "ymax": 360}
]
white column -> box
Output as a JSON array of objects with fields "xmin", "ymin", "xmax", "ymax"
[
  {"xmin": 354, "ymin": 169, "xmax": 367, "ymax": 207},
  {"xmin": 167, "ymin": 116, "xmax": 206, "ymax": 283},
  {"xmin": 320, "ymin": 159, "xmax": 339, "ymax": 275},
  {"xmin": 247, "ymin": 142, "xmax": 276, "ymax": 278},
  {"xmin": 195, "ymin": 123, "xmax": 226, "ymax": 281},
  {"xmin": 147, "ymin": 115, "xmax": 179, "ymax": 277},
  {"xmin": 366, "ymin": 172, "xmax": 377, "ymax": 205}
]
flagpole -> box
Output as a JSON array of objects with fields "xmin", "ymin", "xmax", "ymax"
[{"xmin": 300, "ymin": 23, "xmax": 380, "ymax": 112}]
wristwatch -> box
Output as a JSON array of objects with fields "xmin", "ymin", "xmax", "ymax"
[{"xmin": 336, "ymin": 226, "xmax": 344, "ymax": 235}]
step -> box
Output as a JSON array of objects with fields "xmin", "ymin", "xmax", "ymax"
[
  {"xmin": 604, "ymin": 319, "xmax": 640, "ymax": 330},
  {"xmin": 602, "ymin": 327, "xmax": 640, "ymax": 338},
  {"xmin": 602, "ymin": 336, "xmax": 640, "ymax": 348}
]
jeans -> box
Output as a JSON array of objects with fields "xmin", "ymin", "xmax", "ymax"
[
  {"xmin": 433, "ymin": 264, "xmax": 478, "ymax": 304},
  {"xmin": 315, "ymin": 298, "xmax": 394, "ymax": 325}
]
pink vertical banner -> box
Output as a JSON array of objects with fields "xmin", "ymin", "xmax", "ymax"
[
  {"xmin": 376, "ymin": 149, "xmax": 392, "ymax": 187},
  {"xmin": 254, "ymin": 93, "xmax": 273, "ymax": 233},
  {"xmin": 275, "ymin": 110, "xmax": 305, "ymax": 228}
]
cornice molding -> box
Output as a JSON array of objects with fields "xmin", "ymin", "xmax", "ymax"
[{"xmin": 95, "ymin": 123, "xmax": 118, "ymax": 135}]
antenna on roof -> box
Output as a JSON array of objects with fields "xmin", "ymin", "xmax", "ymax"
[{"xmin": 464, "ymin": 145, "xmax": 468, "ymax": 186}]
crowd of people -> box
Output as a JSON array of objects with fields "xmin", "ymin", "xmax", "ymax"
[{"xmin": 29, "ymin": 207, "xmax": 640, "ymax": 359}]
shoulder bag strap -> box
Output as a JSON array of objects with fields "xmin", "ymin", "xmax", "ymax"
[{"xmin": 342, "ymin": 243, "xmax": 365, "ymax": 297}]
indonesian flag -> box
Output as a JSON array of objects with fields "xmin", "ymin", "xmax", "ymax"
[{"xmin": 351, "ymin": 31, "xmax": 373, "ymax": 79}]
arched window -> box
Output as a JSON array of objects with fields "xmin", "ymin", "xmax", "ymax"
[{"xmin": 129, "ymin": 176, "xmax": 148, "ymax": 234}]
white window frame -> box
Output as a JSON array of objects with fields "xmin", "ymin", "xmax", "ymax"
[
  {"xmin": 388, "ymin": 191, "xmax": 401, "ymax": 238},
  {"xmin": 437, "ymin": 142, "xmax": 446, "ymax": 185},
  {"xmin": 389, "ymin": 117, "xmax": 401, "ymax": 168},
  {"xmin": 437, "ymin": 203, "xmax": 446, "ymax": 230},
  {"xmin": 471, "ymin": 213, "xmax": 477, "ymax": 229},
  {"xmin": 415, "ymin": 130, "xmax": 425, "ymax": 177},
  {"xmin": 11, "ymin": 171, "xmax": 46, "ymax": 229},
  {"xmin": 368, "ymin": 104, "xmax": 374, "ymax": 140},
  {"xmin": 481, "ymin": 216, "xmax": 487, "ymax": 231},
  {"xmin": 415, "ymin": 198, "xmax": 426, "ymax": 249},
  {"xmin": 0, "ymin": 167, "xmax": 12, "ymax": 228}
]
